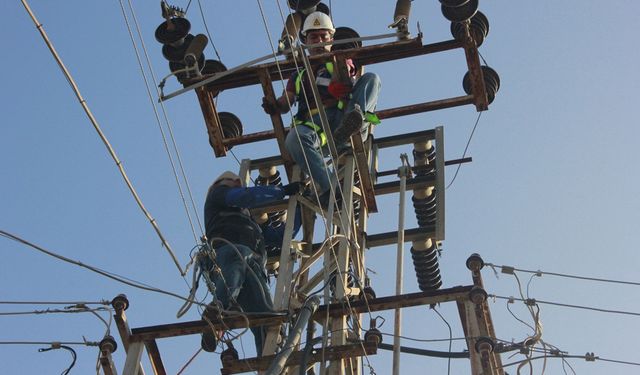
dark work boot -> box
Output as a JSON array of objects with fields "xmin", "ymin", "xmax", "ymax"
[
  {"xmin": 333, "ymin": 105, "xmax": 364, "ymax": 146},
  {"xmin": 201, "ymin": 301, "xmax": 222, "ymax": 352},
  {"xmin": 318, "ymin": 189, "xmax": 343, "ymax": 211}
]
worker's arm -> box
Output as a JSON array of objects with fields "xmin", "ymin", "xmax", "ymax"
[
  {"xmin": 224, "ymin": 186, "xmax": 286, "ymax": 208},
  {"xmin": 225, "ymin": 182, "xmax": 301, "ymax": 208},
  {"xmin": 262, "ymin": 88, "xmax": 295, "ymax": 115}
]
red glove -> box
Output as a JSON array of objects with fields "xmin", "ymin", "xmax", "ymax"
[{"xmin": 328, "ymin": 81, "xmax": 352, "ymax": 99}]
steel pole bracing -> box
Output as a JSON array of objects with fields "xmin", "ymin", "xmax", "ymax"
[{"xmin": 393, "ymin": 160, "xmax": 410, "ymax": 375}]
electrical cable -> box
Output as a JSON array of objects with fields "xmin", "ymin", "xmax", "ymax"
[
  {"xmin": 492, "ymin": 294, "xmax": 640, "ymax": 317},
  {"xmin": 196, "ymin": 0, "xmax": 222, "ymax": 61},
  {"xmin": 0, "ymin": 306, "xmax": 111, "ymax": 317},
  {"xmin": 253, "ymin": 6, "xmax": 380, "ymax": 373},
  {"xmin": 0, "ymin": 341, "xmax": 99, "ymax": 346},
  {"xmin": 432, "ymin": 306, "xmax": 453, "ymax": 374},
  {"xmin": 20, "ymin": 0, "xmax": 184, "ymax": 275},
  {"xmin": 506, "ymin": 298, "xmax": 536, "ymax": 332},
  {"xmin": 1, "ymin": 229, "xmax": 217, "ymax": 307},
  {"xmin": 0, "ymin": 300, "xmax": 109, "ymax": 306},
  {"xmin": 268, "ymin": 0, "xmax": 344, "ymax": 227},
  {"xmin": 38, "ymin": 344, "xmax": 77, "ymax": 375},
  {"xmin": 445, "ymin": 111, "xmax": 482, "ymax": 189},
  {"xmin": 500, "ymin": 354, "xmax": 640, "ymax": 369},
  {"xmin": 264, "ymin": 1, "xmax": 369, "ymax": 343},
  {"xmin": 120, "ymin": 0, "xmax": 205, "ymax": 249},
  {"xmin": 485, "ymin": 262, "xmax": 640, "ymax": 287}
]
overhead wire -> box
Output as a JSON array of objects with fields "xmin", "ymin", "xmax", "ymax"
[
  {"xmin": 485, "ymin": 262, "xmax": 640, "ymax": 287},
  {"xmin": 271, "ymin": 0, "xmax": 360, "ymax": 240},
  {"xmin": 266, "ymin": 4, "xmax": 385, "ymax": 372},
  {"xmin": 492, "ymin": 294, "xmax": 640, "ymax": 317},
  {"xmin": 500, "ymin": 354, "xmax": 640, "ymax": 369},
  {"xmin": 432, "ymin": 306, "xmax": 453, "ymax": 375},
  {"xmin": 0, "ymin": 341, "xmax": 99, "ymax": 346},
  {"xmin": 0, "ymin": 306, "xmax": 111, "ymax": 317},
  {"xmin": 445, "ymin": 111, "xmax": 482, "ymax": 190},
  {"xmin": 1, "ymin": 229, "xmax": 214, "ymax": 308},
  {"xmin": 20, "ymin": 0, "xmax": 184, "ymax": 275},
  {"xmin": 195, "ymin": 0, "xmax": 222, "ymax": 61},
  {"xmin": 266, "ymin": 0, "xmax": 341, "ymax": 223},
  {"xmin": 39, "ymin": 344, "xmax": 77, "ymax": 375},
  {"xmin": 120, "ymin": 0, "xmax": 204, "ymax": 248},
  {"xmin": 260, "ymin": 0, "xmax": 367, "ymax": 344},
  {"xmin": 0, "ymin": 300, "xmax": 109, "ymax": 306}
]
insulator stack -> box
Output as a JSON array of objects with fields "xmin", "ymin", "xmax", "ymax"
[
  {"xmin": 200, "ymin": 59, "xmax": 227, "ymax": 95},
  {"xmin": 216, "ymin": 112, "xmax": 244, "ymax": 150},
  {"xmin": 411, "ymin": 239, "xmax": 442, "ymax": 291},
  {"xmin": 155, "ymin": 16, "xmax": 208, "ymax": 84},
  {"xmin": 412, "ymin": 140, "xmax": 436, "ymax": 177},
  {"xmin": 255, "ymin": 167, "xmax": 287, "ymax": 228},
  {"xmin": 412, "ymin": 188, "xmax": 437, "ymax": 227},
  {"xmin": 332, "ymin": 27, "xmax": 362, "ymax": 51},
  {"xmin": 463, "ymin": 65, "xmax": 500, "ymax": 104},
  {"xmin": 393, "ymin": 0, "xmax": 412, "ymax": 23},
  {"xmin": 440, "ymin": 0, "xmax": 479, "ymax": 22},
  {"xmin": 450, "ymin": 11, "xmax": 489, "ymax": 47},
  {"xmin": 412, "ymin": 141, "xmax": 437, "ymax": 227},
  {"xmin": 329, "ymin": 267, "xmax": 356, "ymax": 298}
]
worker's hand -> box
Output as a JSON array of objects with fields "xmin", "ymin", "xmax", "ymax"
[
  {"xmin": 282, "ymin": 182, "xmax": 302, "ymax": 196},
  {"xmin": 328, "ymin": 81, "xmax": 352, "ymax": 99},
  {"xmin": 262, "ymin": 96, "xmax": 280, "ymax": 115}
]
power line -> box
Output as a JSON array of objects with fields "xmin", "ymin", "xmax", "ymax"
[
  {"xmin": 0, "ymin": 229, "xmax": 199, "ymax": 306},
  {"xmin": 0, "ymin": 301, "xmax": 109, "ymax": 306},
  {"xmin": 491, "ymin": 294, "xmax": 640, "ymax": 317},
  {"xmin": 485, "ymin": 262, "xmax": 640, "ymax": 287},
  {"xmin": 0, "ymin": 307, "xmax": 111, "ymax": 316},
  {"xmin": 445, "ymin": 111, "xmax": 482, "ymax": 190},
  {"xmin": 0, "ymin": 341, "xmax": 98, "ymax": 346},
  {"xmin": 500, "ymin": 353, "xmax": 640, "ymax": 369},
  {"xmin": 20, "ymin": 0, "xmax": 184, "ymax": 275}
]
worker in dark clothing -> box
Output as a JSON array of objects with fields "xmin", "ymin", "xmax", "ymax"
[
  {"xmin": 262, "ymin": 11, "xmax": 381, "ymax": 208},
  {"xmin": 200, "ymin": 171, "xmax": 301, "ymax": 355}
]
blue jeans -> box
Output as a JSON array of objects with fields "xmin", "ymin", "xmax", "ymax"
[
  {"xmin": 285, "ymin": 72, "xmax": 381, "ymax": 195},
  {"xmin": 204, "ymin": 243, "xmax": 273, "ymax": 355}
]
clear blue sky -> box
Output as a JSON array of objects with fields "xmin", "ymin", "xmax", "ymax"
[{"xmin": 3, "ymin": 1, "xmax": 640, "ymax": 374}]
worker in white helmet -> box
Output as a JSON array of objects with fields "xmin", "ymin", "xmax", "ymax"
[
  {"xmin": 199, "ymin": 171, "xmax": 302, "ymax": 355},
  {"xmin": 262, "ymin": 11, "xmax": 381, "ymax": 209}
]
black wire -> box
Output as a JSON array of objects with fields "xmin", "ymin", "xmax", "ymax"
[
  {"xmin": 38, "ymin": 345, "xmax": 77, "ymax": 375},
  {"xmin": 432, "ymin": 306, "xmax": 453, "ymax": 375},
  {"xmin": 445, "ymin": 111, "xmax": 482, "ymax": 189},
  {"xmin": 196, "ymin": 0, "xmax": 223, "ymax": 61},
  {"xmin": 505, "ymin": 299, "xmax": 535, "ymax": 332}
]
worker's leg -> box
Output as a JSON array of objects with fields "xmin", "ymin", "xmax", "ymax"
[
  {"xmin": 285, "ymin": 124, "xmax": 333, "ymax": 194},
  {"xmin": 211, "ymin": 244, "xmax": 254, "ymax": 307},
  {"xmin": 348, "ymin": 72, "xmax": 381, "ymax": 114},
  {"xmin": 236, "ymin": 253, "xmax": 274, "ymax": 356},
  {"xmin": 201, "ymin": 243, "xmax": 253, "ymax": 352},
  {"xmin": 333, "ymin": 73, "xmax": 381, "ymax": 145}
]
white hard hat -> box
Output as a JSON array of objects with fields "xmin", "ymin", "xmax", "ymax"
[
  {"xmin": 213, "ymin": 171, "xmax": 241, "ymax": 185},
  {"xmin": 301, "ymin": 11, "xmax": 335, "ymax": 36}
]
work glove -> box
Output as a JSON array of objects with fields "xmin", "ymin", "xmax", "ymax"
[
  {"xmin": 328, "ymin": 81, "xmax": 352, "ymax": 99},
  {"xmin": 282, "ymin": 182, "xmax": 302, "ymax": 196},
  {"xmin": 262, "ymin": 97, "xmax": 279, "ymax": 115}
]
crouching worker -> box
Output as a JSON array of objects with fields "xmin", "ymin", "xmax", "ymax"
[{"xmin": 199, "ymin": 171, "xmax": 302, "ymax": 355}]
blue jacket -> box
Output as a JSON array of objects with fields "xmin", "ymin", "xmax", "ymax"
[{"xmin": 204, "ymin": 185, "xmax": 301, "ymax": 258}]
